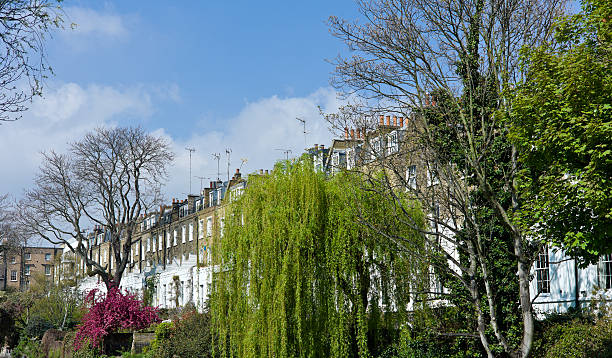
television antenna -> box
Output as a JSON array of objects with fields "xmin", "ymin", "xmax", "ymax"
[
  {"xmin": 275, "ymin": 148, "xmax": 292, "ymax": 161},
  {"xmin": 212, "ymin": 153, "xmax": 221, "ymax": 181},
  {"xmin": 194, "ymin": 176, "xmax": 210, "ymax": 194},
  {"xmin": 225, "ymin": 148, "xmax": 232, "ymax": 182},
  {"xmin": 185, "ymin": 147, "xmax": 196, "ymax": 194},
  {"xmin": 296, "ymin": 117, "xmax": 308, "ymax": 146}
]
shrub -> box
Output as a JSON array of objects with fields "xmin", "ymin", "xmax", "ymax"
[
  {"xmin": 74, "ymin": 287, "xmax": 160, "ymax": 350},
  {"xmin": 147, "ymin": 310, "xmax": 213, "ymax": 358},
  {"xmin": 23, "ymin": 316, "xmax": 54, "ymax": 339},
  {"xmin": 531, "ymin": 316, "xmax": 612, "ymax": 358},
  {"xmin": 12, "ymin": 336, "xmax": 41, "ymax": 358}
]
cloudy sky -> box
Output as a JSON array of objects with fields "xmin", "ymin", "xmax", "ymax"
[{"xmin": 0, "ymin": 1, "xmax": 360, "ymax": 200}]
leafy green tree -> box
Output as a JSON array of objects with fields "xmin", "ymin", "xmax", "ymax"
[
  {"xmin": 510, "ymin": 0, "xmax": 612, "ymax": 263},
  {"xmin": 210, "ymin": 161, "xmax": 425, "ymax": 358}
]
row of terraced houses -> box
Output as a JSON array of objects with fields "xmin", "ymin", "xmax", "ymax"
[{"xmin": 21, "ymin": 114, "xmax": 612, "ymax": 315}]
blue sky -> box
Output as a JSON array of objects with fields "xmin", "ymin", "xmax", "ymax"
[{"xmin": 0, "ymin": 1, "xmax": 360, "ymax": 198}]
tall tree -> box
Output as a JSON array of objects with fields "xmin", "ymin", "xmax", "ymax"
[
  {"xmin": 210, "ymin": 161, "xmax": 425, "ymax": 358},
  {"xmin": 0, "ymin": 0, "xmax": 63, "ymax": 123},
  {"xmin": 326, "ymin": 0, "xmax": 565, "ymax": 356},
  {"xmin": 510, "ymin": 0, "xmax": 612, "ymax": 264},
  {"xmin": 19, "ymin": 127, "xmax": 174, "ymax": 289}
]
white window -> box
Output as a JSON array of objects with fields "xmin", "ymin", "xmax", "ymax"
[
  {"xmin": 147, "ymin": 237, "xmax": 151, "ymax": 252},
  {"xmin": 370, "ymin": 137, "xmax": 381, "ymax": 160},
  {"xmin": 24, "ymin": 253, "xmax": 31, "ymax": 260},
  {"xmin": 103, "ymin": 251, "xmax": 107, "ymax": 264},
  {"xmin": 427, "ymin": 166, "xmax": 440, "ymax": 186},
  {"xmin": 45, "ymin": 266, "xmax": 51, "ymax": 276},
  {"xmin": 10, "ymin": 256, "xmax": 15, "ymax": 264},
  {"xmin": 536, "ymin": 246, "xmax": 550, "ymax": 294},
  {"xmin": 599, "ymin": 254, "xmax": 612, "ymax": 290},
  {"xmin": 198, "ymin": 220, "xmax": 204, "ymax": 239},
  {"xmin": 166, "ymin": 232, "xmax": 171, "ymax": 248},
  {"xmin": 220, "ymin": 217, "xmax": 225, "ymax": 237},
  {"xmin": 173, "ymin": 229, "xmax": 178, "ymax": 246},
  {"xmin": 181, "ymin": 225, "xmax": 186, "ymax": 244},
  {"xmin": 406, "ymin": 165, "xmax": 417, "ymax": 190},
  {"xmin": 10, "ymin": 270, "xmax": 17, "ymax": 281},
  {"xmin": 158, "ymin": 234, "xmax": 162, "ymax": 251},
  {"xmin": 346, "ymin": 147, "xmax": 355, "ymax": 170},
  {"xmin": 206, "ymin": 217, "xmax": 213, "ymax": 237},
  {"xmin": 387, "ymin": 131, "xmax": 399, "ymax": 154},
  {"xmin": 45, "ymin": 253, "xmax": 51, "ymax": 261},
  {"xmin": 24, "ymin": 266, "xmax": 30, "ymax": 276},
  {"xmin": 189, "ymin": 223, "xmax": 194, "ymax": 242}
]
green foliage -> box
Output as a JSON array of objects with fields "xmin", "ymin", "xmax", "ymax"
[
  {"xmin": 12, "ymin": 336, "xmax": 41, "ymax": 358},
  {"xmin": 144, "ymin": 321, "xmax": 174, "ymax": 357},
  {"xmin": 510, "ymin": 0, "xmax": 612, "ymax": 263},
  {"xmin": 23, "ymin": 316, "xmax": 54, "ymax": 339},
  {"xmin": 151, "ymin": 310, "xmax": 213, "ymax": 358},
  {"xmin": 211, "ymin": 160, "xmax": 425, "ymax": 357},
  {"xmin": 531, "ymin": 315, "xmax": 612, "ymax": 358}
]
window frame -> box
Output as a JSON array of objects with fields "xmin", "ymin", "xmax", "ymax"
[{"xmin": 535, "ymin": 246, "xmax": 550, "ymax": 294}]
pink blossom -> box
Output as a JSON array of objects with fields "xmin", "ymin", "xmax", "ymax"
[{"xmin": 74, "ymin": 287, "xmax": 160, "ymax": 350}]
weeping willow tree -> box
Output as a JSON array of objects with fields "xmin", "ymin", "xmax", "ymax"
[{"xmin": 210, "ymin": 160, "xmax": 426, "ymax": 358}]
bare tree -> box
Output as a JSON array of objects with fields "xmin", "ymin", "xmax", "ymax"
[
  {"xmin": 326, "ymin": 0, "xmax": 566, "ymax": 357},
  {"xmin": 0, "ymin": 0, "xmax": 63, "ymax": 123},
  {"xmin": 20, "ymin": 127, "xmax": 174, "ymax": 289}
]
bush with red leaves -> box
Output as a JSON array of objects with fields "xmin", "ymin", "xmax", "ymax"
[{"xmin": 74, "ymin": 287, "xmax": 160, "ymax": 350}]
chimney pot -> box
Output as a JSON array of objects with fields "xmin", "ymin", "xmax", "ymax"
[
  {"xmin": 386, "ymin": 116, "xmax": 391, "ymax": 126},
  {"xmin": 344, "ymin": 127, "xmax": 349, "ymax": 139},
  {"xmin": 393, "ymin": 116, "xmax": 398, "ymax": 126},
  {"xmin": 399, "ymin": 117, "xmax": 404, "ymax": 127},
  {"xmin": 350, "ymin": 129, "xmax": 355, "ymax": 139},
  {"xmin": 356, "ymin": 128, "xmax": 361, "ymax": 139},
  {"xmin": 379, "ymin": 115, "xmax": 384, "ymax": 125}
]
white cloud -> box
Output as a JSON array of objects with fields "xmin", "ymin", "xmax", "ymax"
[
  {"xmin": 63, "ymin": 7, "xmax": 128, "ymax": 38},
  {"xmin": 0, "ymin": 82, "xmax": 166, "ymax": 197},
  {"xmin": 0, "ymin": 84, "xmax": 343, "ymax": 206},
  {"xmin": 163, "ymin": 87, "xmax": 342, "ymax": 197}
]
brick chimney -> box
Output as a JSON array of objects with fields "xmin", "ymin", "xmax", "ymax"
[
  {"xmin": 386, "ymin": 116, "xmax": 391, "ymax": 126},
  {"xmin": 399, "ymin": 117, "xmax": 404, "ymax": 127},
  {"xmin": 350, "ymin": 129, "xmax": 355, "ymax": 139},
  {"xmin": 379, "ymin": 115, "xmax": 384, "ymax": 125},
  {"xmin": 344, "ymin": 127, "xmax": 349, "ymax": 139},
  {"xmin": 393, "ymin": 116, "xmax": 398, "ymax": 126}
]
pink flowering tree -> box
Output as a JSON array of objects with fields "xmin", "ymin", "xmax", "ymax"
[{"xmin": 74, "ymin": 286, "xmax": 160, "ymax": 350}]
